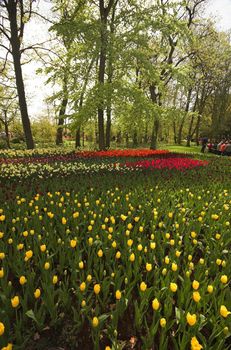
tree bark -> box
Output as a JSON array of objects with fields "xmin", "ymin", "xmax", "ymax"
[
  {"xmin": 195, "ymin": 85, "xmax": 207, "ymax": 145},
  {"xmin": 105, "ymin": 2, "xmax": 116, "ymax": 149},
  {"xmin": 186, "ymin": 115, "xmax": 194, "ymax": 147},
  {"xmin": 82, "ymin": 129, "xmax": 85, "ymax": 147},
  {"xmin": 173, "ymin": 120, "xmax": 177, "ymax": 144},
  {"xmin": 177, "ymin": 88, "xmax": 192, "ymax": 145},
  {"xmin": 144, "ymin": 122, "xmax": 148, "ymax": 144},
  {"xmin": 98, "ymin": 1, "xmax": 107, "ymax": 150},
  {"xmin": 8, "ymin": 0, "xmax": 34, "ymax": 149},
  {"xmin": 3, "ymin": 110, "xmax": 11, "ymax": 149},
  {"xmin": 133, "ymin": 129, "xmax": 138, "ymax": 147},
  {"xmin": 75, "ymin": 127, "xmax": 81, "ymax": 148},
  {"xmin": 56, "ymin": 97, "xmax": 68, "ymax": 145},
  {"xmin": 195, "ymin": 114, "xmax": 201, "ymax": 146},
  {"xmin": 106, "ymin": 107, "xmax": 111, "ymax": 148},
  {"xmin": 125, "ymin": 132, "xmax": 129, "ymax": 147},
  {"xmin": 149, "ymin": 85, "xmax": 160, "ymax": 150},
  {"xmin": 98, "ymin": 0, "xmax": 115, "ymax": 150},
  {"xmin": 186, "ymin": 91, "xmax": 198, "ymax": 147},
  {"xmin": 150, "ymin": 118, "xmax": 159, "ymax": 150}
]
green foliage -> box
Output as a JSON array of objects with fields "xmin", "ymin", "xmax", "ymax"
[
  {"xmin": 31, "ymin": 118, "xmax": 56, "ymax": 143},
  {"xmin": 27, "ymin": 0, "xmax": 231, "ymax": 147}
]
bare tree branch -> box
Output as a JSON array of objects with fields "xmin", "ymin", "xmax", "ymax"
[
  {"xmin": 0, "ymin": 50, "xmax": 11, "ymax": 73},
  {"xmin": 0, "ymin": 43, "xmax": 11, "ymax": 53},
  {"xmin": 0, "ymin": 24, "xmax": 11, "ymax": 41},
  {"xmin": 19, "ymin": 0, "xmax": 25, "ymax": 40},
  {"xmin": 24, "ymin": 10, "xmax": 55, "ymax": 24}
]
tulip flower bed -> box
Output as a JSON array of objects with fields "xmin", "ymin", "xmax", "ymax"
[
  {"xmin": 0, "ymin": 148, "xmax": 168, "ymax": 160},
  {"xmin": 0, "ymin": 149, "xmax": 205, "ymax": 183},
  {"xmin": 122, "ymin": 158, "xmax": 209, "ymax": 170},
  {"xmin": 0, "ymin": 152, "xmax": 230, "ymax": 350}
]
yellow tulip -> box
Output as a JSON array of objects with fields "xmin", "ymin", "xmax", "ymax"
[
  {"xmin": 207, "ymin": 285, "xmax": 213, "ymax": 293},
  {"xmin": 92, "ymin": 316, "xmax": 99, "ymax": 327},
  {"xmin": 129, "ymin": 253, "xmax": 135, "ymax": 262},
  {"xmin": 220, "ymin": 305, "xmax": 231, "ymax": 318},
  {"xmin": 70, "ymin": 239, "xmax": 77, "ymax": 248},
  {"xmin": 171, "ymin": 263, "xmax": 178, "ymax": 272},
  {"xmin": 140, "ymin": 282, "xmax": 147, "ymax": 292},
  {"xmin": 62, "ymin": 217, "xmax": 67, "ymax": 225},
  {"xmin": 19, "ymin": 276, "xmax": 27, "ymax": 285},
  {"xmin": 220, "ymin": 275, "xmax": 228, "ymax": 284},
  {"xmin": 80, "ymin": 282, "xmax": 86, "ymax": 292},
  {"xmin": 115, "ymin": 290, "xmax": 121, "ymax": 300},
  {"xmin": 34, "ymin": 289, "xmax": 41, "ymax": 299},
  {"xmin": 186, "ymin": 312, "xmax": 197, "ymax": 326},
  {"xmin": 40, "ymin": 244, "xmax": 46, "ymax": 252},
  {"xmin": 192, "ymin": 291, "xmax": 201, "ymax": 303},
  {"xmin": 115, "ymin": 251, "xmax": 121, "ymax": 259},
  {"xmin": 94, "ymin": 284, "xmax": 101, "ymax": 295},
  {"xmin": 44, "ymin": 262, "xmax": 50, "ymax": 270},
  {"xmin": 120, "ymin": 214, "xmax": 127, "ymax": 221},
  {"xmin": 146, "ymin": 263, "xmax": 152, "ymax": 272},
  {"xmin": 52, "ymin": 275, "xmax": 58, "ymax": 284},
  {"xmin": 11, "ymin": 296, "xmax": 19, "ymax": 308},
  {"xmin": 2, "ymin": 343, "xmax": 13, "ymax": 350},
  {"xmin": 191, "ymin": 336, "xmax": 203, "ymax": 350},
  {"xmin": 24, "ymin": 250, "xmax": 33, "ymax": 261},
  {"xmin": 97, "ymin": 249, "xmax": 103, "ymax": 257},
  {"xmin": 79, "ymin": 261, "xmax": 84, "ymax": 269},
  {"xmin": 192, "ymin": 280, "xmax": 199, "ymax": 290},
  {"xmin": 87, "ymin": 274, "xmax": 92, "ymax": 282},
  {"xmin": 0, "ymin": 321, "xmax": 5, "ymax": 336},
  {"xmin": 170, "ymin": 283, "xmax": 177, "ymax": 292},
  {"xmin": 0, "ymin": 268, "xmax": 4, "ymax": 278},
  {"xmin": 152, "ymin": 298, "xmax": 160, "ymax": 310}
]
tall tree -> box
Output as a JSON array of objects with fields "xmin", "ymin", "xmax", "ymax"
[
  {"xmin": 97, "ymin": 0, "xmax": 116, "ymax": 150},
  {"xmin": 147, "ymin": 0, "xmax": 207, "ymax": 149},
  {"xmin": 0, "ymin": 0, "xmax": 35, "ymax": 149}
]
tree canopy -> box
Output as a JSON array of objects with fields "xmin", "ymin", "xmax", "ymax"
[{"xmin": 1, "ymin": 0, "xmax": 231, "ymax": 149}]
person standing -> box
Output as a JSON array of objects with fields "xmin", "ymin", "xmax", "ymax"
[{"xmin": 201, "ymin": 137, "xmax": 208, "ymax": 153}]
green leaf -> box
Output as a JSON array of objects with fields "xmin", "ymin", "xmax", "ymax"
[
  {"xmin": 98, "ymin": 314, "xmax": 109, "ymax": 323},
  {"xmin": 26, "ymin": 310, "xmax": 39, "ymax": 325}
]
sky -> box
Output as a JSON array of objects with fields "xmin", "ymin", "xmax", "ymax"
[
  {"xmin": 205, "ymin": 0, "xmax": 231, "ymax": 31},
  {"xmin": 2, "ymin": 0, "xmax": 231, "ymax": 119}
]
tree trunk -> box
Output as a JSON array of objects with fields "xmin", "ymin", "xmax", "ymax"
[
  {"xmin": 173, "ymin": 120, "xmax": 177, "ymax": 144},
  {"xmin": 195, "ymin": 114, "xmax": 201, "ymax": 146},
  {"xmin": 95, "ymin": 120, "xmax": 98, "ymax": 145},
  {"xmin": 150, "ymin": 118, "xmax": 159, "ymax": 150},
  {"xmin": 105, "ymin": 2, "xmax": 116, "ymax": 149},
  {"xmin": 97, "ymin": 0, "xmax": 115, "ymax": 150},
  {"xmin": 75, "ymin": 127, "xmax": 81, "ymax": 148},
  {"xmin": 186, "ymin": 90, "xmax": 198, "ymax": 147},
  {"xmin": 3, "ymin": 111, "xmax": 10, "ymax": 149},
  {"xmin": 177, "ymin": 88, "xmax": 192, "ymax": 145},
  {"xmin": 195, "ymin": 85, "xmax": 207, "ymax": 145},
  {"xmin": 177, "ymin": 118, "xmax": 185, "ymax": 145},
  {"xmin": 8, "ymin": 1, "xmax": 34, "ymax": 149},
  {"xmin": 133, "ymin": 129, "xmax": 138, "ymax": 147},
  {"xmin": 125, "ymin": 132, "xmax": 129, "ymax": 147},
  {"xmin": 56, "ymin": 97, "xmax": 68, "ymax": 145},
  {"xmin": 116, "ymin": 130, "xmax": 121, "ymax": 144},
  {"xmin": 186, "ymin": 115, "xmax": 194, "ymax": 147},
  {"xmin": 106, "ymin": 107, "xmax": 111, "ymax": 149},
  {"xmin": 149, "ymin": 85, "xmax": 160, "ymax": 150},
  {"xmin": 144, "ymin": 122, "xmax": 148, "ymax": 143},
  {"xmin": 73, "ymin": 57, "xmax": 95, "ymax": 148},
  {"xmin": 82, "ymin": 129, "xmax": 85, "ymax": 147},
  {"xmin": 98, "ymin": 2, "xmax": 107, "ymax": 150}
]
